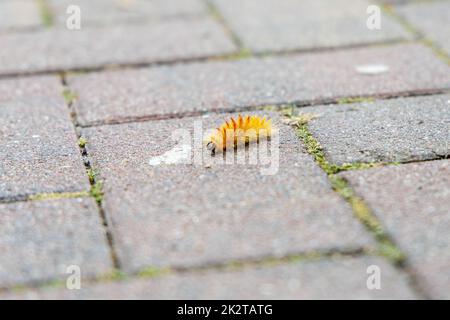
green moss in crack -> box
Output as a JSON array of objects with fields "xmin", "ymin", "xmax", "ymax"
[
  {"xmin": 138, "ymin": 266, "xmax": 172, "ymax": 279},
  {"xmin": 28, "ymin": 191, "xmax": 89, "ymax": 201},
  {"xmin": 279, "ymin": 105, "xmax": 296, "ymax": 117},
  {"xmin": 78, "ymin": 137, "xmax": 87, "ymax": 149},
  {"xmin": 38, "ymin": 0, "xmax": 53, "ymax": 27},
  {"xmin": 284, "ymin": 109, "xmax": 406, "ymax": 265},
  {"xmin": 224, "ymin": 252, "xmax": 326, "ymax": 272},
  {"xmin": 377, "ymin": 242, "xmax": 406, "ymax": 265},
  {"xmin": 259, "ymin": 104, "xmax": 296, "ymax": 116},
  {"xmin": 422, "ymin": 39, "xmax": 450, "ymax": 66},
  {"xmin": 62, "ymin": 88, "xmax": 77, "ymax": 105},
  {"xmin": 98, "ymin": 269, "xmax": 128, "ymax": 282},
  {"xmin": 338, "ymin": 162, "xmax": 382, "ymax": 172},
  {"xmin": 87, "ymin": 168, "xmax": 98, "ymax": 184},
  {"xmin": 381, "ymin": 4, "xmax": 420, "ymax": 38},
  {"xmin": 226, "ymin": 48, "xmax": 253, "ymax": 60},
  {"xmin": 286, "ymin": 112, "xmax": 400, "ymax": 174},
  {"xmin": 282, "ymin": 111, "xmax": 336, "ymax": 173},
  {"xmin": 90, "ymin": 181, "xmax": 104, "ymax": 204},
  {"xmin": 337, "ymin": 97, "xmax": 375, "ymax": 105},
  {"xmin": 296, "ymin": 123, "xmax": 340, "ymax": 175}
]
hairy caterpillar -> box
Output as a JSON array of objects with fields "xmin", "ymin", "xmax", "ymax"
[{"xmin": 205, "ymin": 114, "xmax": 272, "ymax": 153}]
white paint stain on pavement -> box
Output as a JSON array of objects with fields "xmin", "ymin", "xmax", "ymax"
[
  {"xmin": 355, "ymin": 64, "xmax": 390, "ymax": 75},
  {"xmin": 149, "ymin": 144, "xmax": 191, "ymax": 166}
]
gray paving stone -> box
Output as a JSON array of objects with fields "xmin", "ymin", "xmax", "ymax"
[
  {"xmin": 82, "ymin": 112, "xmax": 374, "ymax": 273},
  {"xmin": 0, "ymin": 75, "xmax": 63, "ymax": 102},
  {"xmin": 0, "ymin": 17, "xmax": 236, "ymax": 76},
  {"xmin": 0, "ymin": 198, "xmax": 112, "ymax": 287},
  {"xmin": 299, "ymin": 94, "xmax": 450, "ymax": 165},
  {"xmin": 0, "ymin": 76, "xmax": 90, "ymax": 200},
  {"xmin": 340, "ymin": 160, "xmax": 450, "ymax": 299},
  {"xmin": 0, "ymin": 0, "xmax": 41, "ymax": 32},
  {"xmin": 49, "ymin": 0, "xmax": 207, "ymax": 26},
  {"xmin": 69, "ymin": 43, "xmax": 450, "ymax": 126},
  {"xmin": 1, "ymin": 256, "xmax": 418, "ymax": 299},
  {"xmin": 381, "ymin": 0, "xmax": 418, "ymax": 4},
  {"xmin": 397, "ymin": 1, "xmax": 450, "ymax": 56},
  {"xmin": 211, "ymin": 0, "xmax": 412, "ymax": 53}
]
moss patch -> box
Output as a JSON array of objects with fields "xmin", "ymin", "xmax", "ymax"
[
  {"xmin": 381, "ymin": 4, "xmax": 420, "ymax": 37},
  {"xmin": 86, "ymin": 168, "xmax": 98, "ymax": 184},
  {"xmin": 138, "ymin": 266, "xmax": 172, "ymax": 279},
  {"xmin": 338, "ymin": 162, "xmax": 394, "ymax": 172},
  {"xmin": 337, "ymin": 96, "xmax": 375, "ymax": 105},
  {"xmin": 224, "ymin": 48, "xmax": 253, "ymax": 60},
  {"xmin": 286, "ymin": 111, "xmax": 406, "ymax": 265},
  {"xmin": 90, "ymin": 181, "xmax": 104, "ymax": 204},
  {"xmin": 37, "ymin": 0, "xmax": 53, "ymax": 27},
  {"xmin": 329, "ymin": 175, "xmax": 405, "ymax": 265},
  {"xmin": 296, "ymin": 122, "xmax": 340, "ymax": 175},
  {"xmin": 78, "ymin": 137, "xmax": 87, "ymax": 148},
  {"xmin": 329, "ymin": 176, "xmax": 383, "ymax": 235},
  {"xmin": 62, "ymin": 88, "xmax": 77, "ymax": 105},
  {"xmin": 97, "ymin": 269, "xmax": 128, "ymax": 282},
  {"xmin": 421, "ymin": 39, "xmax": 450, "ymax": 66},
  {"xmin": 28, "ymin": 191, "xmax": 89, "ymax": 201}
]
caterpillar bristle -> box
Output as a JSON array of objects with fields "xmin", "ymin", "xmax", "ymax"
[{"xmin": 205, "ymin": 114, "xmax": 273, "ymax": 153}]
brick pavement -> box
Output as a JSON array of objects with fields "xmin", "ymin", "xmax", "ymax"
[{"xmin": 0, "ymin": 0, "xmax": 449, "ymax": 299}]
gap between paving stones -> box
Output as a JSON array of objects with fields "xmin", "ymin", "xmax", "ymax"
[
  {"xmin": 37, "ymin": 0, "xmax": 53, "ymax": 27},
  {"xmin": 380, "ymin": 2, "xmax": 421, "ymax": 39},
  {"xmin": 75, "ymin": 88, "xmax": 450, "ymax": 128},
  {"xmin": 385, "ymin": 2, "xmax": 450, "ymax": 66},
  {"xmin": 35, "ymin": 0, "xmax": 421, "ymax": 56},
  {"xmin": 0, "ymin": 37, "xmax": 426, "ymax": 81},
  {"xmin": 45, "ymin": 0, "xmax": 209, "ymax": 30},
  {"xmin": 0, "ymin": 191, "xmax": 90, "ymax": 204},
  {"xmin": 39, "ymin": 0, "xmax": 208, "ymax": 30},
  {"xmin": 202, "ymin": 0, "xmax": 246, "ymax": 52},
  {"xmin": 285, "ymin": 110, "xmax": 432, "ymax": 299},
  {"xmin": 59, "ymin": 73, "xmax": 122, "ymax": 272},
  {"xmin": 1, "ymin": 247, "xmax": 371, "ymax": 293}
]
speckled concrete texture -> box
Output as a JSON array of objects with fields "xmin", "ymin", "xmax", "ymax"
[
  {"xmin": 211, "ymin": 0, "xmax": 411, "ymax": 52},
  {"xmin": 0, "ymin": 76, "xmax": 90, "ymax": 200},
  {"xmin": 0, "ymin": 0, "xmax": 41, "ymax": 32},
  {"xmin": 1, "ymin": 0, "xmax": 448, "ymax": 299},
  {"xmin": 82, "ymin": 112, "xmax": 374, "ymax": 273},
  {"xmin": 48, "ymin": 0, "xmax": 207, "ymax": 26},
  {"xmin": 0, "ymin": 17, "xmax": 236, "ymax": 75},
  {"xmin": 0, "ymin": 75, "xmax": 63, "ymax": 102},
  {"xmin": 0, "ymin": 256, "xmax": 417, "ymax": 299},
  {"xmin": 69, "ymin": 43, "xmax": 450, "ymax": 126},
  {"xmin": 299, "ymin": 94, "xmax": 450, "ymax": 165},
  {"xmin": 0, "ymin": 198, "xmax": 112, "ymax": 287},
  {"xmin": 397, "ymin": 1, "xmax": 450, "ymax": 56}
]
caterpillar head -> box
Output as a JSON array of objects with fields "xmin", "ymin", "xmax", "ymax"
[
  {"xmin": 205, "ymin": 133, "xmax": 225, "ymax": 154},
  {"xmin": 206, "ymin": 141, "xmax": 216, "ymax": 153}
]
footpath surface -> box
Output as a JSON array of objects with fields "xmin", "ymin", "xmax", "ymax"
[{"xmin": 0, "ymin": 0, "xmax": 449, "ymax": 299}]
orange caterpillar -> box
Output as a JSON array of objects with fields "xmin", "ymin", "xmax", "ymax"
[{"xmin": 205, "ymin": 114, "xmax": 272, "ymax": 153}]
